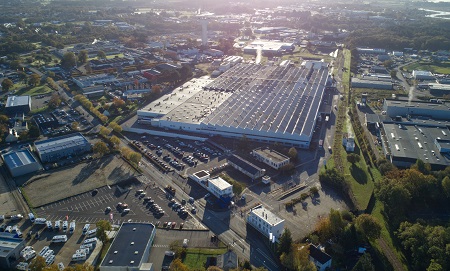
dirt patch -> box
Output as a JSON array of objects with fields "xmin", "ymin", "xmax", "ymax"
[{"xmin": 21, "ymin": 155, "xmax": 140, "ymax": 207}]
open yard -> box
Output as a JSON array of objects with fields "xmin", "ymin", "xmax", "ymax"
[
  {"xmin": 15, "ymin": 84, "xmax": 52, "ymax": 96},
  {"xmin": 402, "ymin": 61, "xmax": 450, "ymax": 74},
  {"xmin": 183, "ymin": 248, "xmax": 228, "ymax": 270},
  {"xmin": 20, "ymin": 155, "xmax": 139, "ymax": 207}
]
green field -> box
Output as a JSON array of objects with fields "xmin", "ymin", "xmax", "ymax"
[
  {"xmin": 183, "ymin": 248, "xmax": 228, "ymax": 270},
  {"xmin": 402, "ymin": 61, "xmax": 450, "ymax": 74},
  {"xmin": 15, "ymin": 85, "xmax": 52, "ymax": 96}
]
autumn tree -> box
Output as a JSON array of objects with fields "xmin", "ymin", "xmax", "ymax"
[
  {"xmin": 110, "ymin": 135, "xmax": 120, "ymax": 148},
  {"xmin": 170, "ymin": 258, "xmax": 189, "ymax": 271},
  {"xmin": 28, "ymin": 73, "xmax": 41, "ymax": 86},
  {"xmin": 48, "ymin": 93, "xmax": 62, "ymax": 109},
  {"xmin": 71, "ymin": 121, "xmax": 79, "ymax": 131},
  {"xmin": 287, "ymin": 147, "xmax": 298, "ymax": 161},
  {"xmin": 97, "ymin": 50, "xmax": 107, "ymax": 59},
  {"xmin": 1, "ymin": 78, "xmax": 14, "ymax": 91},
  {"xmin": 442, "ymin": 176, "xmax": 450, "ymax": 198},
  {"xmin": 129, "ymin": 152, "xmax": 142, "ymax": 165},
  {"xmin": 108, "ymin": 121, "xmax": 122, "ymax": 133},
  {"xmin": 99, "ymin": 126, "xmax": 111, "ymax": 137},
  {"xmin": 93, "ymin": 141, "xmax": 109, "ymax": 156},
  {"xmin": 352, "ymin": 253, "xmax": 375, "ymax": 271},
  {"xmin": 29, "ymin": 256, "xmax": 46, "ymax": 271}
]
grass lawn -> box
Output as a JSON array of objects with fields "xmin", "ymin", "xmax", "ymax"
[
  {"xmin": 371, "ymin": 201, "xmax": 409, "ymax": 271},
  {"xmin": 183, "ymin": 248, "xmax": 228, "ymax": 270},
  {"xmin": 95, "ymin": 240, "xmax": 112, "ymax": 269},
  {"xmin": 30, "ymin": 105, "xmax": 49, "ymax": 114},
  {"xmin": 15, "ymin": 85, "xmax": 52, "ymax": 96},
  {"xmin": 402, "ymin": 61, "xmax": 450, "ymax": 74}
]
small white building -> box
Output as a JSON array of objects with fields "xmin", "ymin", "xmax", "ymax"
[
  {"xmin": 189, "ymin": 170, "xmax": 233, "ymax": 200},
  {"xmin": 412, "ymin": 70, "xmax": 435, "ymax": 81},
  {"xmin": 251, "ymin": 148, "xmax": 290, "ymax": 170},
  {"xmin": 247, "ymin": 206, "xmax": 284, "ymax": 241}
]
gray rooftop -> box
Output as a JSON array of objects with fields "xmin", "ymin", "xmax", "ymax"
[
  {"xmin": 384, "ymin": 99, "xmax": 450, "ymax": 111},
  {"xmin": 253, "ymin": 148, "xmax": 289, "ymax": 163},
  {"xmin": 251, "ymin": 206, "xmax": 284, "ymax": 226},
  {"xmin": 202, "ymin": 63, "xmax": 329, "ymax": 137},
  {"xmin": 6, "ymin": 96, "xmax": 30, "ymax": 107},
  {"xmin": 2, "ymin": 149, "xmax": 38, "ymax": 169},
  {"xmin": 34, "ymin": 133, "xmax": 89, "ymax": 155},
  {"xmin": 0, "ymin": 233, "xmax": 24, "ymax": 257},
  {"xmin": 101, "ymin": 223, "xmax": 155, "ymax": 268},
  {"xmin": 384, "ymin": 123, "xmax": 450, "ymax": 166}
]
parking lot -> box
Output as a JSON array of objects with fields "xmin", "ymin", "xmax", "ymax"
[{"xmin": 35, "ymin": 184, "xmax": 195, "ymax": 227}]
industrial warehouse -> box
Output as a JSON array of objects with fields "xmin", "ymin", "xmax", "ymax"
[
  {"xmin": 381, "ymin": 99, "xmax": 450, "ymax": 169},
  {"xmin": 136, "ymin": 61, "xmax": 333, "ymax": 148}
]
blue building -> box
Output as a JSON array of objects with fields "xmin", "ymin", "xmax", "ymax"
[{"xmin": 2, "ymin": 149, "xmax": 42, "ymax": 177}]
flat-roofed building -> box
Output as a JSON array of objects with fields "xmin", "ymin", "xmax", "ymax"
[
  {"xmin": 251, "ymin": 148, "xmax": 290, "ymax": 170},
  {"xmin": 228, "ymin": 155, "xmax": 265, "ymax": 180},
  {"xmin": 351, "ymin": 78, "xmax": 393, "ymax": 90},
  {"xmin": 0, "ymin": 232, "xmax": 26, "ymax": 269},
  {"xmin": 2, "ymin": 149, "xmax": 42, "ymax": 177},
  {"xmin": 382, "ymin": 122, "xmax": 450, "ymax": 169},
  {"xmin": 412, "ymin": 70, "xmax": 435, "ymax": 81},
  {"xmin": 100, "ymin": 222, "xmax": 156, "ymax": 271},
  {"xmin": 189, "ymin": 171, "xmax": 233, "ymax": 206},
  {"xmin": 135, "ymin": 62, "xmax": 332, "ymax": 148},
  {"xmin": 34, "ymin": 133, "xmax": 91, "ymax": 163},
  {"xmin": 383, "ymin": 99, "xmax": 450, "ymax": 120},
  {"xmin": 247, "ymin": 206, "xmax": 284, "ymax": 241},
  {"xmin": 5, "ymin": 96, "xmax": 31, "ymax": 116}
]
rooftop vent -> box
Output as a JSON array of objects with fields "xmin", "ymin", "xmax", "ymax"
[
  {"xmin": 130, "ymin": 242, "xmax": 134, "ymax": 245},
  {"xmin": 133, "ymin": 228, "xmax": 136, "ymax": 231},
  {"xmin": 109, "ymin": 260, "xmax": 113, "ymax": 264},
  {"xmin": 135, "ymin": 251, "xmax": 139, "ymax": 254},
  {"xmin": 114, "ymin": 251, "xmax": 118, "ymax": 254},
  {"xmin": 130, "ymin": 261, "xmax": 135, "ymax": 264}
]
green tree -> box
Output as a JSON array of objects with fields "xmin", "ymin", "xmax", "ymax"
[
  {"xmin": 347, "ymin": 153, "xmax": 361, "ymax": 165},
  {"xmin": 287, "ymin": 147, "xmax": 298, "ymax": 161},
  {"xmin": 29, "ymin": 256, "xmax": 46, "ymax": 271},
  {"xmin": 442, "ymin": 176, "xmax": 450, "ymax": 198},
  {"xmin": 412, "ymin": 159, "xmax": 431, "ymax": 175},
  {"xmin": 77, "ymin": 50, "xmax": 89, "ymax": 64},
  {"xmin": 108, "ymin": 121, "xmax": 122, "ymax": 133},
  {"xmin": 277, "ymin": 228, "xmax": 293, "ymax": 256},
  {"xmin": 10, "ymin": 60, "xmax": 22, "ymax": 70},
  {"xmin": 93, "ymin": 141, "xmax": 109, "ymax": 156},
  {"xmin": 61, "ymin": 52, "xmax": 76, "ymax": 69},
  {"xmin": 47, "ymin": 71, "xmax": 56, "ymax": 78},
  {"xmin": 329, "ymin": 208, "xmax": 346, "ymax": 238},
  {"xmin": 352, "ymin": 253, "xmax": 375, "ymax": 271},
  {"xmin": 97, "ymin": 50, "xmax": 107, "ymax": 59},
  {"xmin": 427, "ymin": 260, "xmax": 443, "ymax": 271},
  {"xmin": 28, "ymin": 124, "xmax": 40, "ymax": 138},
  {"xmin": 1, "ymin": 78, "xmax": 14, "ymax": 91},
  {"xmin": 96, "ymin": 220, "xmax": 112, "ymax": 243},
  {"xmin": 355, "ymin": 214, "xmax": 381, "ymax": 240}
]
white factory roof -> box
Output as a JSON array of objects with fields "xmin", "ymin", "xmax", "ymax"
[
  {"xmin": 6, "ymin": 96, "xmax": 30, "ymax": 107},
  {"xmin": 208, "ymin": 177, "xmax": 232, "ymax": 191},
  {"xmin": 251, "ymin": 206, "xmax": 284, "ymax": 226}
]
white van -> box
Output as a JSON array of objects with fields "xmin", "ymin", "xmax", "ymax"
[
  {"xmin": 34, "ymin": 218, "xmax": 47, "ymax": 225},
  {"xmin": 28, "ymin": 213, "xmax": 35, "ymax": 223},
  {"xmin": 54, "ymin": 220, "xmax": 61, "ymax": 231},
  {"xmin": 46, "ymin": 255, "xmax": 55, "ymax": 265},
  {"xmin": 46, "ymin": 220, "xmax": 53, "ymax": 230},
  {"xmin": 58, "ymin": 262, "xmax": 65, "ymax": 271},
  {"xmin": 82, "ymin": 224, "xmax": 90, "ymax": 235},
  {"xmin": 23, "ymin": 250, "xmax": 36, "ymax": 261},
  {"xmin": 76, "ymin": 248, "xmax": 89, "ymax": 255},
  {"xmin": 183, "ymin": 239, "xmax": 189, "ymax": 248},
  {"xmin": 20, "ymin": 246, "xmax": 34, "ymax": 257},
  {"xmin": 51, "ymin": 235, "xmax": 68, "ymax": 243},
  {"xmin": 38, "ymin": 246, "xmax": 49, "ymax": 257},
  {"xmin": 80, "ymin": 243, "xmax": 93, "ymax": 250},
  {"xmin": 43, "ymin": 250, "xmax": 54, "ymax": 259},
  {"xmin": 5, "ymin": 226, "xmax": 12, "ymax": 233},
  {"xmin": 16, "ymin": 262, "xmax": 29, "ymax": 271},
  {"xmin": 72, "ymin": 253, "xmax": 87, "ymax": 261},
  {"xmin": 69, "ymin": 221, "xmax": 76, "ymax": 234},
  {"xmin": 83, "ymin": 237, "xmax": 97, "ymax": 245},
  {"xmin": 123, "ymin": 208, "xmax": 130, "ymax": 213},
  {"xmin": 62, "ymin": 221, "xmax": 68, "ymax": 231},
  {"xmin": 86, "ymin": 228, "xmax": 97, "ymax": 238}
]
